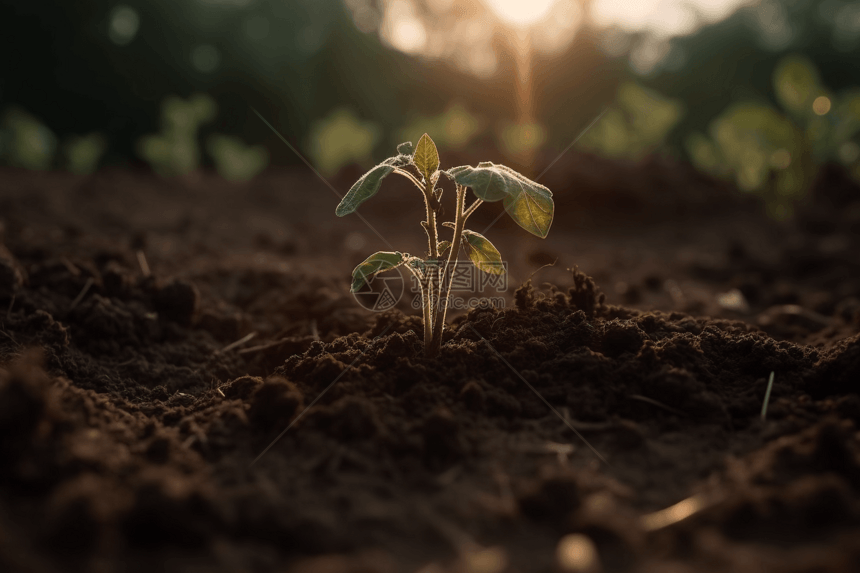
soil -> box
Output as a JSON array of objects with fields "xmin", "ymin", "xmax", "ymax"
[{"xmin": 1, "ymin": 152, "xmax": 859, "ymax": 573}]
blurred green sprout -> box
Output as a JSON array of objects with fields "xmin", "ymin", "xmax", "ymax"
[
  {"xmin": 64, "ymin": 133, "xmax": 107, "ymax": 175},
  {"xmin": 336, "ymin": 133, "xmax": 554, "ymax": 357},
  {"xmin": 578, "ymin": 82, "xmax": 683, "ymax": 160},
  {"xmin": 0, "ymin": 107, "xmax": 57, "ymax": 171},
  {"xmin": 206, "ymin": 135, "xmax": 269, "ymax": 182},
  {"xmin": 687, "ymin": 55, "xmax": 860, "ymax": 218},
  {"xmin": 138, "ymin": 94, "xmax": 269, "ymax": 180},
  {"xmin": 309, "ymin": 108, "xmax": 380, "ymax": 176},
  {"xmin": 398, "ymin": 103, "xmax": 482, "ymax": 152},
  {"xmin": 138, "ymin": 93, "xmax": 217, "ymax": 176}
]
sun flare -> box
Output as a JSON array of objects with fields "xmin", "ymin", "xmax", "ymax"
[{"xmin": 483, "ymin": 0, "xmax": 559, "ymax": 28}]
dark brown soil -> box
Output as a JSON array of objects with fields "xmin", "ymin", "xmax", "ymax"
[{"xmin": 1, "ymin": 155, "xmax": 859, "ymax": 573}]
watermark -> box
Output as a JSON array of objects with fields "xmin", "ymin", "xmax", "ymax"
[
  {"xmin": 352, "ymin": 269, "xmax": 405, "ymax": 312},
  {"xmin": 407, "ymin": 259, "xmax": 508, "ymax": 310},
  {"xmin": 410, "ymin": 260, "xmax": 508, "ymax": 311},
  {"xmin": 350, "ymin": 260, "xmax": 509, "ymax": 312},
  {"xmin": 408, "ymin": 260, "xmax": 508, "ymax": 292},
  {"xmin": 410, "ymin": 294, "xmax": 505, "ymax": 310}
]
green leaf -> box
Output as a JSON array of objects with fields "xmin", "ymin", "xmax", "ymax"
[
  {"xmin": 335, "ymin": 163, "xmax": 394, "ymax": 216},
  {"xmin": 445, "ymin": 162, "xmax": 509, "ymax": 201},
  {"xmin": 413, "ymin": 133, "xmax": 440, "ymax": 181},
  {"xmin": 447, "ymin": 162, "xmax": 553, "ymax": 237},
  {"xmin": 462, "ymin": 230, "xmax": 505, "ymax": 275},
  {"xmin": 335, "ymin": 151, "xmax": 413, "ymax": 216},
  {"xmin": 437, "ymin": 240, "xmax": 451, "ymax": 256},
  {"xmin": 397, "ymin": 141, "xmax": 414, "ymax": 155},
  {"xmin": 350, "ymin": 251, "xmax": 404, "ymax": 292}
]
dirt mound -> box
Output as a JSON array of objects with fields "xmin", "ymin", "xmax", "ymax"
[{"xmin": 0, "ymin": 162, "xmax": 859, "ymax": 572}]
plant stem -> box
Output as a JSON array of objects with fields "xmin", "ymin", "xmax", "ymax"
[
  {"xmin": 421, "ymin": 282, "xmax": 432, "ymax": 348},
  {"xmin": 427, "ymin": 184, "xmax": 466, "ymax": 357},
  {"xmin": 423, "ymin": 180, "xmax": 439, "ymax": 260},
  {"xmin": 394, "ymin": 167, "xmax": 423, "ymax": 190},
  {"xmin": 407, "ymin": 265, "xmax": 433, "ymax": 348},
  {"xmin": 463, "ymin": 198, "xmax": 483, "ymax": 219},
  {"xmin": 419, "ymin": 176, "xmax": 441, "ymax": 353}
]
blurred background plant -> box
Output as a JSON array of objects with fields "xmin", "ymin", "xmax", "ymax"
[
  {"xmin": 309, "ymin": 108, "xmax": 381, "ymax": 177},
  {"xmin": 64, "ymin": 133, "xmax": 108, "ymax": 175},
  {"xmin": 0, "ymin": 107, "xmax": 58, "ymax": 171},
  {"xmin": 2, "ymin": 0, "xmax": 860, "ymax": 211},
  {"xmin": 576, "ymin": 82, "xmax": 682, "ymax": 160},
  {"xmin": 206, "ymin": 134, "xmax": 270, "ymax": 182},
  {"xmin": 686, "ymin": 54, "xmax": 860, "ymax": 218},
  {"xmin": 137, "ymin": 93, "xmax": 218, "ymax": 176}
]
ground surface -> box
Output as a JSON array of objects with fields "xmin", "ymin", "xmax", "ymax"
[{"xmin": 1, "ymin": 152, "xmax": 859, "ymax": 573}]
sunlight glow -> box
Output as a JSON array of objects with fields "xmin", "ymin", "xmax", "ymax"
[
  {"xmin": 556, "ymin": 534, "xmax": 599, "ymax": 573},
  {"xmin": 381, "ymin": 0, "xmax": 427, "ymax": 54},
  {"xmin": 365, "ymin": 0, "xmax": 751, "ymax": 80},
  {"xmin": 592, "ymin": 0, "xmax": 753, "ymax": 37},
  {"xmin": 483, "ymin": 0, "xmax": 559, "ymax": 28},
  {"xmin": 813, "ymin": 96, "xmax": 832, "ymax": 115}
]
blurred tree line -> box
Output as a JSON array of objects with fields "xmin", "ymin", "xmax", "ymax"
[{"xmin": 1, "ymin": 0, "xmax": 859, "ymax": 192}]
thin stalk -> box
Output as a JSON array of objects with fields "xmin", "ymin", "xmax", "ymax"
[
  {"xmin": 427, "ymin": 267, "xmax": 438, "ymax": 346},
  {"xmin": 407, "ymin": 265, "xmax": 433, "ymax": 347},
  {"xmin": 418, "ymin": 176, "xmax": 440, "ymax": 353},
  {"xmin": 394, "ymin": 167, "xmax": 423, "ymax": 189},
  {"xmin": 422, "ymin": 282, "xmax": 432, "ymax": 349},
  {"xmin": 463, "ymin": 198, "xmax": 483, "ymax": 219},
  {"xmin": 423, "ymin": 180, "xmax": 440, "ymax": 260},
  {"xmin": 427, "ymin": 184, "xmax": 466, "ymax": 357}
]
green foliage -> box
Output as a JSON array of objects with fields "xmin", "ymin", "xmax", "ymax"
[
  {"xmin": 578, "ymin": 82, "xmax": 683, "ymax": 160},
  {"xmin": 336, "ymin": 164, "xmax": 396, "ymax": 217},
  {"xmin": 350, "ymin": 251, "xmax": 405, "ymax": 292},
  {"xmin": 0, "ymin": 107, "xmax": 57, "ymax": 171},
  {"xmin": 461, "ymin": 230, "xmax": 504, "ymax": 274},
  {"xmin": 446, "ymin": 162, "xmax": 553, "ymax": 237},
  {"xmin": 687, "ymin": 103, "xmax": 811, "ymax": 218},
  {"xmin": 773, "ymin": 56, "xmax": 822, "ymax": 117},
  {"xmin": 335, "ymin": 151, "xmax": 413, "ymax": 216},
  {"xmin": 335, "ymin": 133, "xmax": 554, "ymax": 356},
  {"xmin": 397, "ymin": 103, "xmax": 481, "ymax": 152},
  {"xmin": 688, "ymin": 54, "xmax": 860, "ymax": 217},
  {"xmin": 64, "ymin": 133, "xmax": 107, "ymax": 175},
  {"xmin": 309, "ymin": 108, "xmax": 380, "ymax": 176},
  {"xmin": 445, "ymin": 163, "xmax": 510, "ymax": 201},
  {"xmin": 137, "ymin": 94, "xmax": 217, "ymax": 176},
  {"xmin": 413, "ymin": 134, "xmax": 440, "ymax": 181},
  {"xmin": 138, "ymin": 94, "xmax": 268, "ymax": 180},
  {"xmin": 206, "ymin": 135, "xmax": 269, "ymax": 182}
]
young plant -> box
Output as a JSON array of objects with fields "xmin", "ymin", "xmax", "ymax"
[{"xmin": 336, "ymin": 134, "xmax": 553, "ymax": 357}]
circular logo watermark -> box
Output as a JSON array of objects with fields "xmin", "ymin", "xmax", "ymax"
[{"xmin": 351, "ymin": 268, "xmax": 405, "ymax": 312}]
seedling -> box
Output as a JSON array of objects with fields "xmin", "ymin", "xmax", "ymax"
[{"xmin": 336, "ymin": 133, "xmax": 554, "ymax": 357}]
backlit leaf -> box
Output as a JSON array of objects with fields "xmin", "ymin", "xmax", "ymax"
[
  {"xmin": 462, "ymin": 230, "xmax": 505, "ymax": 275},
  {"xmin": 447, "ymin": 162, "xmax": 553, "ymax": 237},
  {"xmin": 413, "ymin": 133, "xmax": 440, "ymax": 181},
  {"xmin": 335, "ymin": 152, "xmax": 412, "ymax": 216},
  {"xmin": 350, "ymin": 251, "xmax": 404, "ymax": 292},
  {"xmin": 335, "ymin": 163, "xmax": 394, "ymax": 216},
  {"xmin": 502, "ymin": 175, "xmax": 553, "ymax": 238},
  {"xmin": 445, "ymin": 162, "xmax": 509, "ymax": 201},
  {"xmin": 397, "ymin": 141, "xmax": 414, "ymax": 155}
]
